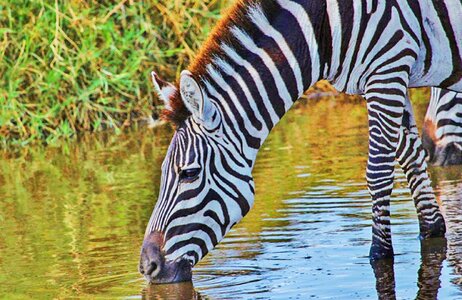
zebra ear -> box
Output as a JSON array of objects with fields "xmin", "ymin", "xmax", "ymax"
[
  {"xmin": 151, "ymin": 71, "xmax": 177, "ymax": 110},
  {"xmin": 179, "ymin": 70, "xmax": 215, "ymax": 123}
]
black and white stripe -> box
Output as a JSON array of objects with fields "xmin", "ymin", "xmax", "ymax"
[
  {"xmin": 140, "ymin": 0, "xmax": 462, "ymax": 283},
  {"xmin": 422, "ymin": 88, "xmax": 462, "ymax": 166}
]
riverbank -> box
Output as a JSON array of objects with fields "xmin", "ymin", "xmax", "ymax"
[
  {"xmin": 0, "ymin": 0, "xmax": 226, "ymax": 146},
  {"xmin": 0, "ymin": 1, "xmax": 431, "ymax": 147}
]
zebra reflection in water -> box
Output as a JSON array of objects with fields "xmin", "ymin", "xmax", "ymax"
[
  {"xmin": 142, "ymin": 281, "xmax": 201, "ymax": 300},
  {"xmin": 371, "ymin": 173, "xmax": 462, "ymax": 300}
]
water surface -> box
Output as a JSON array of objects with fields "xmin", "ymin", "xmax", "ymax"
[{"xmin": 1, "ymin": 95, "xmax": 461, "ymax": 299}]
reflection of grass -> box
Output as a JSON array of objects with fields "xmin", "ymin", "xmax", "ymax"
[
  {"xmin": 0, "ymin": 1, "xmax": 226, "ymax": 146},
  {"xmin": 240, "ymin": 96, "xmax": 370, "ymax": 234},
  {"xmin": 0, "ymin": 128, "xmax": 170, "ymax": 298},
  {"xmin": 409, "ymin": 87, "xmax": 431, "ymax": 105}
]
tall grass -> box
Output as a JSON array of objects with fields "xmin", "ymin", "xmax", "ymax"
[
  {"xmin": 0, "ymin": 1, "xmax": 430, "ymax": 147},
  {"xmin": 0, "ymin": 0, "xmax": 228, "ymax": 146}
]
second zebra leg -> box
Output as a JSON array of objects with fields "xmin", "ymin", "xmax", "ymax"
[{"xmin": 396, "ymin": 97, "xmax": 446, "ymax": 238}]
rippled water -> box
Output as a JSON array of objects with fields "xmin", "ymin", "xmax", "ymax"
[{"xmin": 1, "ymin": 95, "xmax": 461, "ymax": 299}]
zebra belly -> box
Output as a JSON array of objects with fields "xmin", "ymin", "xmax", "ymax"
[{"xmin": 409, "ymin": 66, "xmax": 462, "ymax": 93}]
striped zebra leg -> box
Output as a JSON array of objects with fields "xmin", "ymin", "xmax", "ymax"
[
  {"xmin": 396, "ymin": 97, "xmax": 446, "ymax": 239},
  {"xmin": 365, "ymin": 73, "xmax": 410, "ymax": 260}
]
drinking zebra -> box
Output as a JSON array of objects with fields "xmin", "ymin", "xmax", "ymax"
[
  {"xmin": 139, "ymin": 0, "xmax": 462, "ymax": 283},
  {"xmin": 422, "ymin": 88, "xmax": 462, "ymax": 166}
]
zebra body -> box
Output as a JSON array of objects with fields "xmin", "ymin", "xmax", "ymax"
[
  {"xmin": 422, "ymin": 88, "xmax": 462, "ymax": 166},
  {"xmin": 140, "ymin": 0, "xmax": 461, "ymax": 283},
  {"xmin": 327, "ymin": 1, "xmax": 462, "ymax": 93}
]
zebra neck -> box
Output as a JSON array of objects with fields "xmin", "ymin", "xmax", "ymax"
[{"xmin": 198, "ymin": 1, "xmax": 330, "ymax": 164}]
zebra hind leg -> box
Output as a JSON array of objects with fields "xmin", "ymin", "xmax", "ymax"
[{"xmin": 396, "ymin": 98, "xmax": 446, "ymax": 239}]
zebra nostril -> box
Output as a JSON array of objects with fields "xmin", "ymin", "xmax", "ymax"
[
  {"xmin": 151, "ymin": 262, "xmax": 158, "ymax": 273},
  {"xmin": 146, "ymin": 261, "xmax": 158, "ymax": 276}
]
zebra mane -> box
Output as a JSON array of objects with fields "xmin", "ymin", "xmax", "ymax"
[
  {"xmin": 162, "ymin": 0, "xmax": 274, "ymax": 125},
  {"xmin": 160, "ymin": 88, "xmax": 190, "ymax": 125}
]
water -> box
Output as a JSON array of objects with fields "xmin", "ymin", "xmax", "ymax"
[{"xmin": 0, "ymin": 96, "xmax": 461, "ymax": 299}]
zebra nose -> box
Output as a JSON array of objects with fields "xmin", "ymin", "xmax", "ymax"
[
  {"xmin": 139, "ymin": 231, "xmax": 165, "ymax": 279},
  {"xmin": 139, "ymin": 247, "xmax": 163, "ymax": 278},
  {"xmin": 139, "ymin": 231, "xmax": 193, "ymax": 284}
]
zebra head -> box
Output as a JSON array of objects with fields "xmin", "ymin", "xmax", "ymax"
[
  {"xmin": 139, "ymin": 71, "xmax": 255, "ymax": 283},
  {"xmin": 422, "ymin": 88, "xmax": 462, "ymax": 166}
]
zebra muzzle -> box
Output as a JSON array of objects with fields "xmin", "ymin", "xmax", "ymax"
[{"xmin": 139, "ymin": 231, "xmax": 192, "ymax": 284}]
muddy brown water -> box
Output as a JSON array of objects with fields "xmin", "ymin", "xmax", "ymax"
[{"xmin": 0, "ymin": 95, "xmax": 461, "ymax": 299}]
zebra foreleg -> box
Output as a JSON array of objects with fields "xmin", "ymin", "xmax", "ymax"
[
  {"xmin": 396, "ymin": 98, "xmax": 446, "ymax": 239},
  {"xmin": 365, "ymin": 79, "xmax": 408, "ymax": 260}
]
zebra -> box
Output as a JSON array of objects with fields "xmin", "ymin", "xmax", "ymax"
[
  {"xmin": 139, "ymin": 0, "xmax": 462, "ymax": 283},
  {"xmin": 422, "ymin": 88, "xmax": 462, "ymax": 166},
  {"xmin": 372, "ymin": 174, "xmax": 462, "ymax": 299}
]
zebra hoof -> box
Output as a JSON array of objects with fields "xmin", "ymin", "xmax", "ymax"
[
  {"xmin": 419, "ymin": 217, "xmax": 446, "ymax": 240},
  {"xmin": 420, "ymin": 236, "xmax": 447, "ymax": 253},
  {"xmin": 369, "ymin": 244, "xmax": 394, "ymax": 261}
]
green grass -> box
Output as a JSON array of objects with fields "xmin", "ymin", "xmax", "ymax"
[
  {"xmin": 0, "ymin": 1, "xmax": 432, "ymax": 147},
  {"xmin": 0, "ymin": 0, "xmax": 228, "ymax": 146}
]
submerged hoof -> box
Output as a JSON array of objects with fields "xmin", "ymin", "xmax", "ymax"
[
  {"xmin": 369, "ymin": 244, "xmax": 394, "ymax": 261},
  {"xmin": 419, "ymin": 217, "xmax": 446, "ymax": 240}
]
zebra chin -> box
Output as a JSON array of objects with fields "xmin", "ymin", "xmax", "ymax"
[
  {"xmin": 141, "ymin": 259, "xmax": 192, "ymax": 284},
  {"xmin": 431, "ymin": 143, "xmax": 462, "ymax": 166},
  {"xmin": 422, "ymin": 134, "xmax": 462, "ymax": 166},
  {"xmin": 139, "ymin": 231, "xmax": 193, "ymax": 284}
]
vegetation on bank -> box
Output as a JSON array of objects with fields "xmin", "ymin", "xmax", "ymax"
[
  {"xmin": 0, "ymin": 1, "xmax": 431, "ymax": 147},
  {"xmin": 0, "ymin": 0, "xmax": 227, "ymax": 146}
]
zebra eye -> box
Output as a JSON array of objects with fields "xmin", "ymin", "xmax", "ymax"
[{"xmin": 179, "ymin": 168, "xmax": 201, "ymax": 182}]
